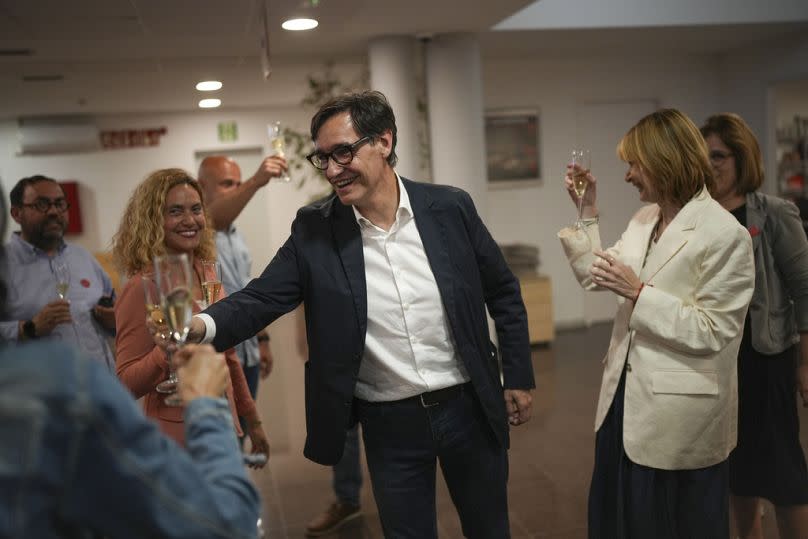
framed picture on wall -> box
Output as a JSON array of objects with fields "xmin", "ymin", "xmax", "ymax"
[{"xmin": 485, "ymin": 109, "xmax": 540, "ymax": 188}]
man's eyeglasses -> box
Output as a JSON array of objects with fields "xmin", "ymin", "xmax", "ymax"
[
  {"xmin": 306, "ymin": 136, "xmax": 371, "ymax": 170},
  {"xmin": 21, "ymin": 198, "xmax": 70, "ymax": 213},
  {"xmin": 708, "ymin": 151, "xmax": 733, "ymax": 164}
]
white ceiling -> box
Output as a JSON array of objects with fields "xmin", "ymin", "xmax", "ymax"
[{"xmin": 0, "ymin": 0, "xmax": 806, "ymax": 120}]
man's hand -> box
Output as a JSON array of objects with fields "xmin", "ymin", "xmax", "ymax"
[
  {"xmin": 504, "ymin": 389, "xmax": 533, "ymax": 426},
  {"xmin": 32, "ymin": 300, "xmax": 72, "ymax": 336},
  {"xmin": 175, "ymin": 344, "xmax": 230, "ymax": 402},
  {"xmin": 252, "ymin": 155, "xmax": 289, "ymax": 187},
  {"xmin": 92, "ymin": 303, "xmax": 116, "ymax": 330},
  {"xmin": 259, "ymin": 339, "xmax": 273, "ymax": 379},
  {"xmin": 186, "ymin": 317, "xmax": 207, "ymax": 344}
]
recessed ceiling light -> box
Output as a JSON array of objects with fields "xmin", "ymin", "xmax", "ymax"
[
  {"xmin": 196, "ymin": 80, "xmax": 222, "ymax": 91},
  {"xmin": 282, "ymin": 18, "xmax": 318, "ymax": 31},
  {"xmin": 198, "ymin": 98, "xmax": 221, "ymax": 109}
]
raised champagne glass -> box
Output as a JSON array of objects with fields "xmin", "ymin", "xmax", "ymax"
[
  {"xmin": 268, "ymin": 121, "xmax": 292, "ymax": 183},
  {"xmin": 154, "ymin": 254, "xmax": 194, "ymax": 406},
  {"xmin": 199, "ymin": 260, "xmax": 222, "ymax": 309},
  {"xmin": 570, "ymin": 149, "xmax": 591, "ymax": 228}
]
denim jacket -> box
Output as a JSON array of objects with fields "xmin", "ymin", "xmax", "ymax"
[
  {"xmin": 746, "ymin": 191, "xmax": 808, "ymax": 354},
  {"xmin": 0, "ymin": 341, "xmax": 260, "ymax": 539}
]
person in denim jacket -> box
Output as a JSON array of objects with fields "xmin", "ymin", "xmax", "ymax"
[
  {"xmin": 0, "ymin": 339, "xmax": 260, "ymax": 539},
  {"xmin": 702, "ymin": 113, "xmax": 808, "ymax": 539}
]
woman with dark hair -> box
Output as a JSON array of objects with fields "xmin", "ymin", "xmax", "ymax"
[
  {"xmin": 111, "ymin": 168, "xmax": 268, "ymax": 461},
  {"xmin": 559, "ymin": 109, "xmax": 755, "ymax": 537},
  {"xmin": 702, "ymin": 113, "xmax": 808, "ymax": 539}
]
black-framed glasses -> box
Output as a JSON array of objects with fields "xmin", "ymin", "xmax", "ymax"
[
  {"xmin": 708, "ymin": 150, "xmax": 733, "ymax": 164},
  {"xmin": 21, "ymin": 198, "xmax": 70, "ymax": 213},
  {"xmin": 306, "ymin": 136, "xmax": 371, "ymax": 170}
]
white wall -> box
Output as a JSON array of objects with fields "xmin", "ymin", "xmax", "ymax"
[{"xmin": 721, "ymin": 33, "xmax": 808, "ymax": 195}]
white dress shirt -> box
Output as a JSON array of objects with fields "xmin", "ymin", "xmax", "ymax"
[
  {"xmin": 352, "ymin": 175, "xmax": 469, "ymax": 401},
  {"xmin": 198, "ymin": 175, "xmax": 469, "ymax": 401}
]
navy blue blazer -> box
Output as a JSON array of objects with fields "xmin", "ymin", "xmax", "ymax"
[{"xmin": 205, "ymin": 178, "xmax": 534, "ymax": 465}]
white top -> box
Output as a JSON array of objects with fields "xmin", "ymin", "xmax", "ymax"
[
  {"xmin": 350, "ymin": 175, "xmax": 469, "ymax": 401},
  {"xmin": 198, "ymin": 175, "xmax": 469, "ymax": 402}
]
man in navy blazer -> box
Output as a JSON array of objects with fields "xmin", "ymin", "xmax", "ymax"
[{"xmin": 189, "ymin": 91, "xmax": 534, "ymax": 538}]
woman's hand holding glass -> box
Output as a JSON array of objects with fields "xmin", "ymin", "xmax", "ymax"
[
  {"xmin": 590, "ymin": 249, "xmax": 643, "ymax": 301},
  {"xmin": 143, "ymin": 275, "xmax": 177, "ymax": 391},
  {"xmin": 153, "ymin": 254, "xmax": 194, "ymax": 406}
]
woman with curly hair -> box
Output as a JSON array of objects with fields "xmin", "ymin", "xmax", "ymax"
[{"xmin": 112, "ymin": 168, "xmax": 269, "ymax": 461}]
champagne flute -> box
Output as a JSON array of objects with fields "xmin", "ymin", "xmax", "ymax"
[
  {"xmin": 154, "ymin": 254, "xmax": 194, "ymax": 406},
  {"xmin": 143, "ymin": 275, "xmax": 175, "ymax": 394},
  {"xmin": 199, "ymin": 260, "xmax": 222, "ymax": 309},
  {"xmin": 53, "ymin": 258, "xmax": 70, "ymax": 300},
  {"xmin": 52, "ymin": 256, "xmax": 81, "ymax": 342},
  {"xmin": 268, "ymin": 121, "xmax": 292, "ymax": 183},
  {"xmin": 570, "ymin": 149, "xmax": 591, "ymax": 228}
]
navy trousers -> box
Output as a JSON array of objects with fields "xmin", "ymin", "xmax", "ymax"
[
  {"xmin": 356, "ymin": 386, "xmax": 510, "ymax": 539},
  {"xmin": 589, "ymin": 368, "xmax": 729, "ymax": 539}
]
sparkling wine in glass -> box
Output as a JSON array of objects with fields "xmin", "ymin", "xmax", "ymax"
[
  {"xmin": 199, "ymin": 260, "xmax": 222, "ymax": 309},
  {"xmin": 154, "ymin": 254, "xmax": 194, "ymax": 406},
  {"xmin": 268, "ymin": 121, "xmax": 292, "ymax": 183},
  {"xmin": 145, "ymin": 274, "xmax": 176, "ymax": 396},
  {"xmin": 570, "ymin": 149, "xmax": 591, "ymax": 228},
  {"xmin": 53, "ymin": 258, "xmax": 70, "ymax": 300}
]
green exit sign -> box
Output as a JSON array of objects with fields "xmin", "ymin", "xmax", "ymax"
[{"xmin": 217, "ymin": 121, "xmax": 238, "ymax": 142}]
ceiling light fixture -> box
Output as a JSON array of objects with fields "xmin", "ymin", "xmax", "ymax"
[
  {"xmin": 198, "ymin": 98, "xmax": 221, "ymax": 109},
  {"xmin": 196, "ymin": 80, "xmax": 222, "ymax": 91},
  {"xmin": 282, "ymin": 18, "xmax": 318, "ymax": 31}
]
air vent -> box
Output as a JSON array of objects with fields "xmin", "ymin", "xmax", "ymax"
[
  {"xmin": 22, "ymin": 75, "xmax": 64, "ymax": 82},
  {"xmin": 17, "ymin": 115, "xmax": 100, "ymax": 155},
  {"xmin": 0, "ymin": 48, "xmax": 33, "ymax": 56}
]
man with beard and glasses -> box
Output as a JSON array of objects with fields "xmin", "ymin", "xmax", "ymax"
[{"xmin": 0, "ymin": 175, "xmax": 116, "ymax": 369}]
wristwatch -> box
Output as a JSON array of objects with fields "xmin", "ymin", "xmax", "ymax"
[{"xmin": 22, "ymin": 320, "xmax": 37, "ymax": 340}]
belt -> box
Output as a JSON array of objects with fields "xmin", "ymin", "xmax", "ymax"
[
  {"xmin": 356, "ymin": 383, "xmax": 469, "ymax": 408},
  {"xmin": 412, "ymin": 383, "xmax": 467, "ymax": 408}
]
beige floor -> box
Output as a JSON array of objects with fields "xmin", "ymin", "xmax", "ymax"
[{"xmin": 250, "ymin": 322, "xmax": 808, "ymax": 538}]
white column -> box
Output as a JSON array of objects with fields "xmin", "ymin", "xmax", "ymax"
[
  {"xmin": 425, "ymin": 33, "xmax": 487, "ymax": 211},
  {"xmin": 368, "ymin": 36, "xmax": 421, "ymax": 180}
]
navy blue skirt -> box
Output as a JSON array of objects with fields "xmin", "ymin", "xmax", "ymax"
[
  {"xmin": 730, "ymin": 339, "xmax": 808, "ymax": 505},
  {"xmin": 588, "ymin": 367, "xmax": 729, "ymax": 539}
]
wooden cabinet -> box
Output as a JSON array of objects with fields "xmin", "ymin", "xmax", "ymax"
[{"xmin": 519, "ymin": 274, "xmax": 554, "ymax": 345}]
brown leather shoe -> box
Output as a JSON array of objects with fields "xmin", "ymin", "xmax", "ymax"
[{"xmin": 305, "ymin": 501, "xmax": 361, "ymax": 537}]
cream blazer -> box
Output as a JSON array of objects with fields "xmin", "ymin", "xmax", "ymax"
[{"xmin": 559, "ymin": 188, "xmax": 754, "ymax": 470}]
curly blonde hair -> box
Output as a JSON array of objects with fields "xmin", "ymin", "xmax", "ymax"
[{"xmin": 112, "ymin": 168, "xmax": 216, "ymax": 277}]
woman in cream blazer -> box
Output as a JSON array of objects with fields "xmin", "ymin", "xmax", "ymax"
[{"xmin": 559, "ymin": 109, "xmax": 755, "ymax": 538}]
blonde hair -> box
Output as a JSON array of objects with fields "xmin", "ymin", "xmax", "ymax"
[
  {"xmin": 617, "ymin": 109, "xmax": 714, "ymax": 208},
  {"xmin": 701, "ymin": 112, "xmax": 764, "ymax": 194},
  {"xmin": 112, "ymin": 168, "xmax": 215, "ymax": 277}
]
